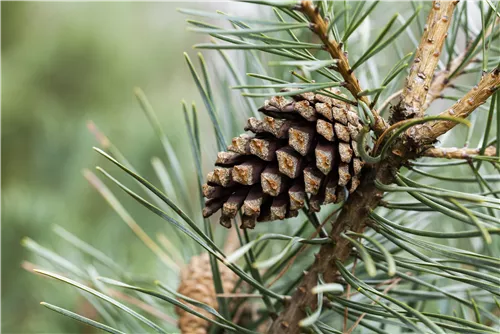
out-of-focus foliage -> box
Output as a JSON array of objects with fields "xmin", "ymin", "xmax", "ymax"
[{"xmin": 1, "ymin": 2, "xmax": 207, "ymax": 333}]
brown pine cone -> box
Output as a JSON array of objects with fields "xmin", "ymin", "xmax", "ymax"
[
  {"xmin": 202, "ymin": 89, "xmax": 365, "ymax": 229},
  {"xmin": 175, "ymin": 253, "xmax": 238, "ymax": 334}
]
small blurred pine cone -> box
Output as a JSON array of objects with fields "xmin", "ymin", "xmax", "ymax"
[{"xmin": 175, "ymin": 253, "xmax": 238, "ymax": 334}]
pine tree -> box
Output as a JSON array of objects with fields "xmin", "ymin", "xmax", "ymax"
[{"xmin": 25, "ymin": 1, "xmax": 499, "ymax": 334}]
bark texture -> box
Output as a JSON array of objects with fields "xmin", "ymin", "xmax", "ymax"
[
  {"xmin": 392, "ymin": 0, "xmax": 459, "ymax": 122},
  {"xmin": 422, "ymin": 145, "xmax": 497, "ymax": 159},
  {"xmin": 408, "ymin": 69, "xmax": 500, "ymax": 146}
]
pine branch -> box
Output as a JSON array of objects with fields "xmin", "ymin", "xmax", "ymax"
[
  {"xmin": 269, "ymin": 5, "xmax": 499, "ymax": 333},
  {"xmin": 421, "ymin": 52, "xmax": 466, "ymax": 110},
  {"xmin": 270, "ymin": 69, "xmax": 499, "ymax": 330},
  {"xmin": 271, "ymin": 101, "xmax": 499, "ymax": 332},
  {"xmin": 297, "ymin": 0, "xmax": 388, "ymax": 135},
  {"xmin": 392, "ymin": 0, "xmax": 459, "ymax": 123},
  {"xmin": 422, "ymin": 145, "xmax": 497, "ymax": 159},
  {"xmin": 422, "ymin": 18, "xmax": 498, "ymax": 111},
  {"xmin": 408, "ymin": 68, "xmax": 500, "ymax": 146}
]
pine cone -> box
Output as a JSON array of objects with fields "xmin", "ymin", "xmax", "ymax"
[
  {"xmin": 202, "ymin": 89, "xmax": 365, "ymax": 229},
  {"xmin": 176, "ymin": 253, "xmax": 238, "ymax": 334}
]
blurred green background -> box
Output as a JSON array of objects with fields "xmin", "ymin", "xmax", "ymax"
[{"xmin": 1, "ymin": 2, "xmax": 215, "ymax": 332}]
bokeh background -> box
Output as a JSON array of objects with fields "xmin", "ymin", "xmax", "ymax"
[{"xmin": 1, "ymin": 2, "xmax": 220, "ymax": 332}]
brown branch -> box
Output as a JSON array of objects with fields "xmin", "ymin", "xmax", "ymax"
[
  {"xmin": 392, "ymin": 0, "xmax": 459, "ymax": 123},
  {"xmin": 422, "ymin": 52, "xmax": 466, "ymax": 110},
  {"xmin": 422, "ymin": 146, "xmax": 497, "ymax": 159},
  {"xmin": 298, "ymin": 0, "xmax": 388, "ymax": 135},
  {"xmin": 408, "ymin": 68, "xmax": 500, "ymax": 146},
  {"xmin": 423, "ymin": 17, "xmax": 499, "ymax": 110},
  {"xmin": 267, "ymin": 3, "xmax": 490, "ymax": 333}
]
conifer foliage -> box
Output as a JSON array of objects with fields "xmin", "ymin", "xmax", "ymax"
[{"xmin": 24, "ymin": 1, "xmax": 499, "ymax": 334}]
